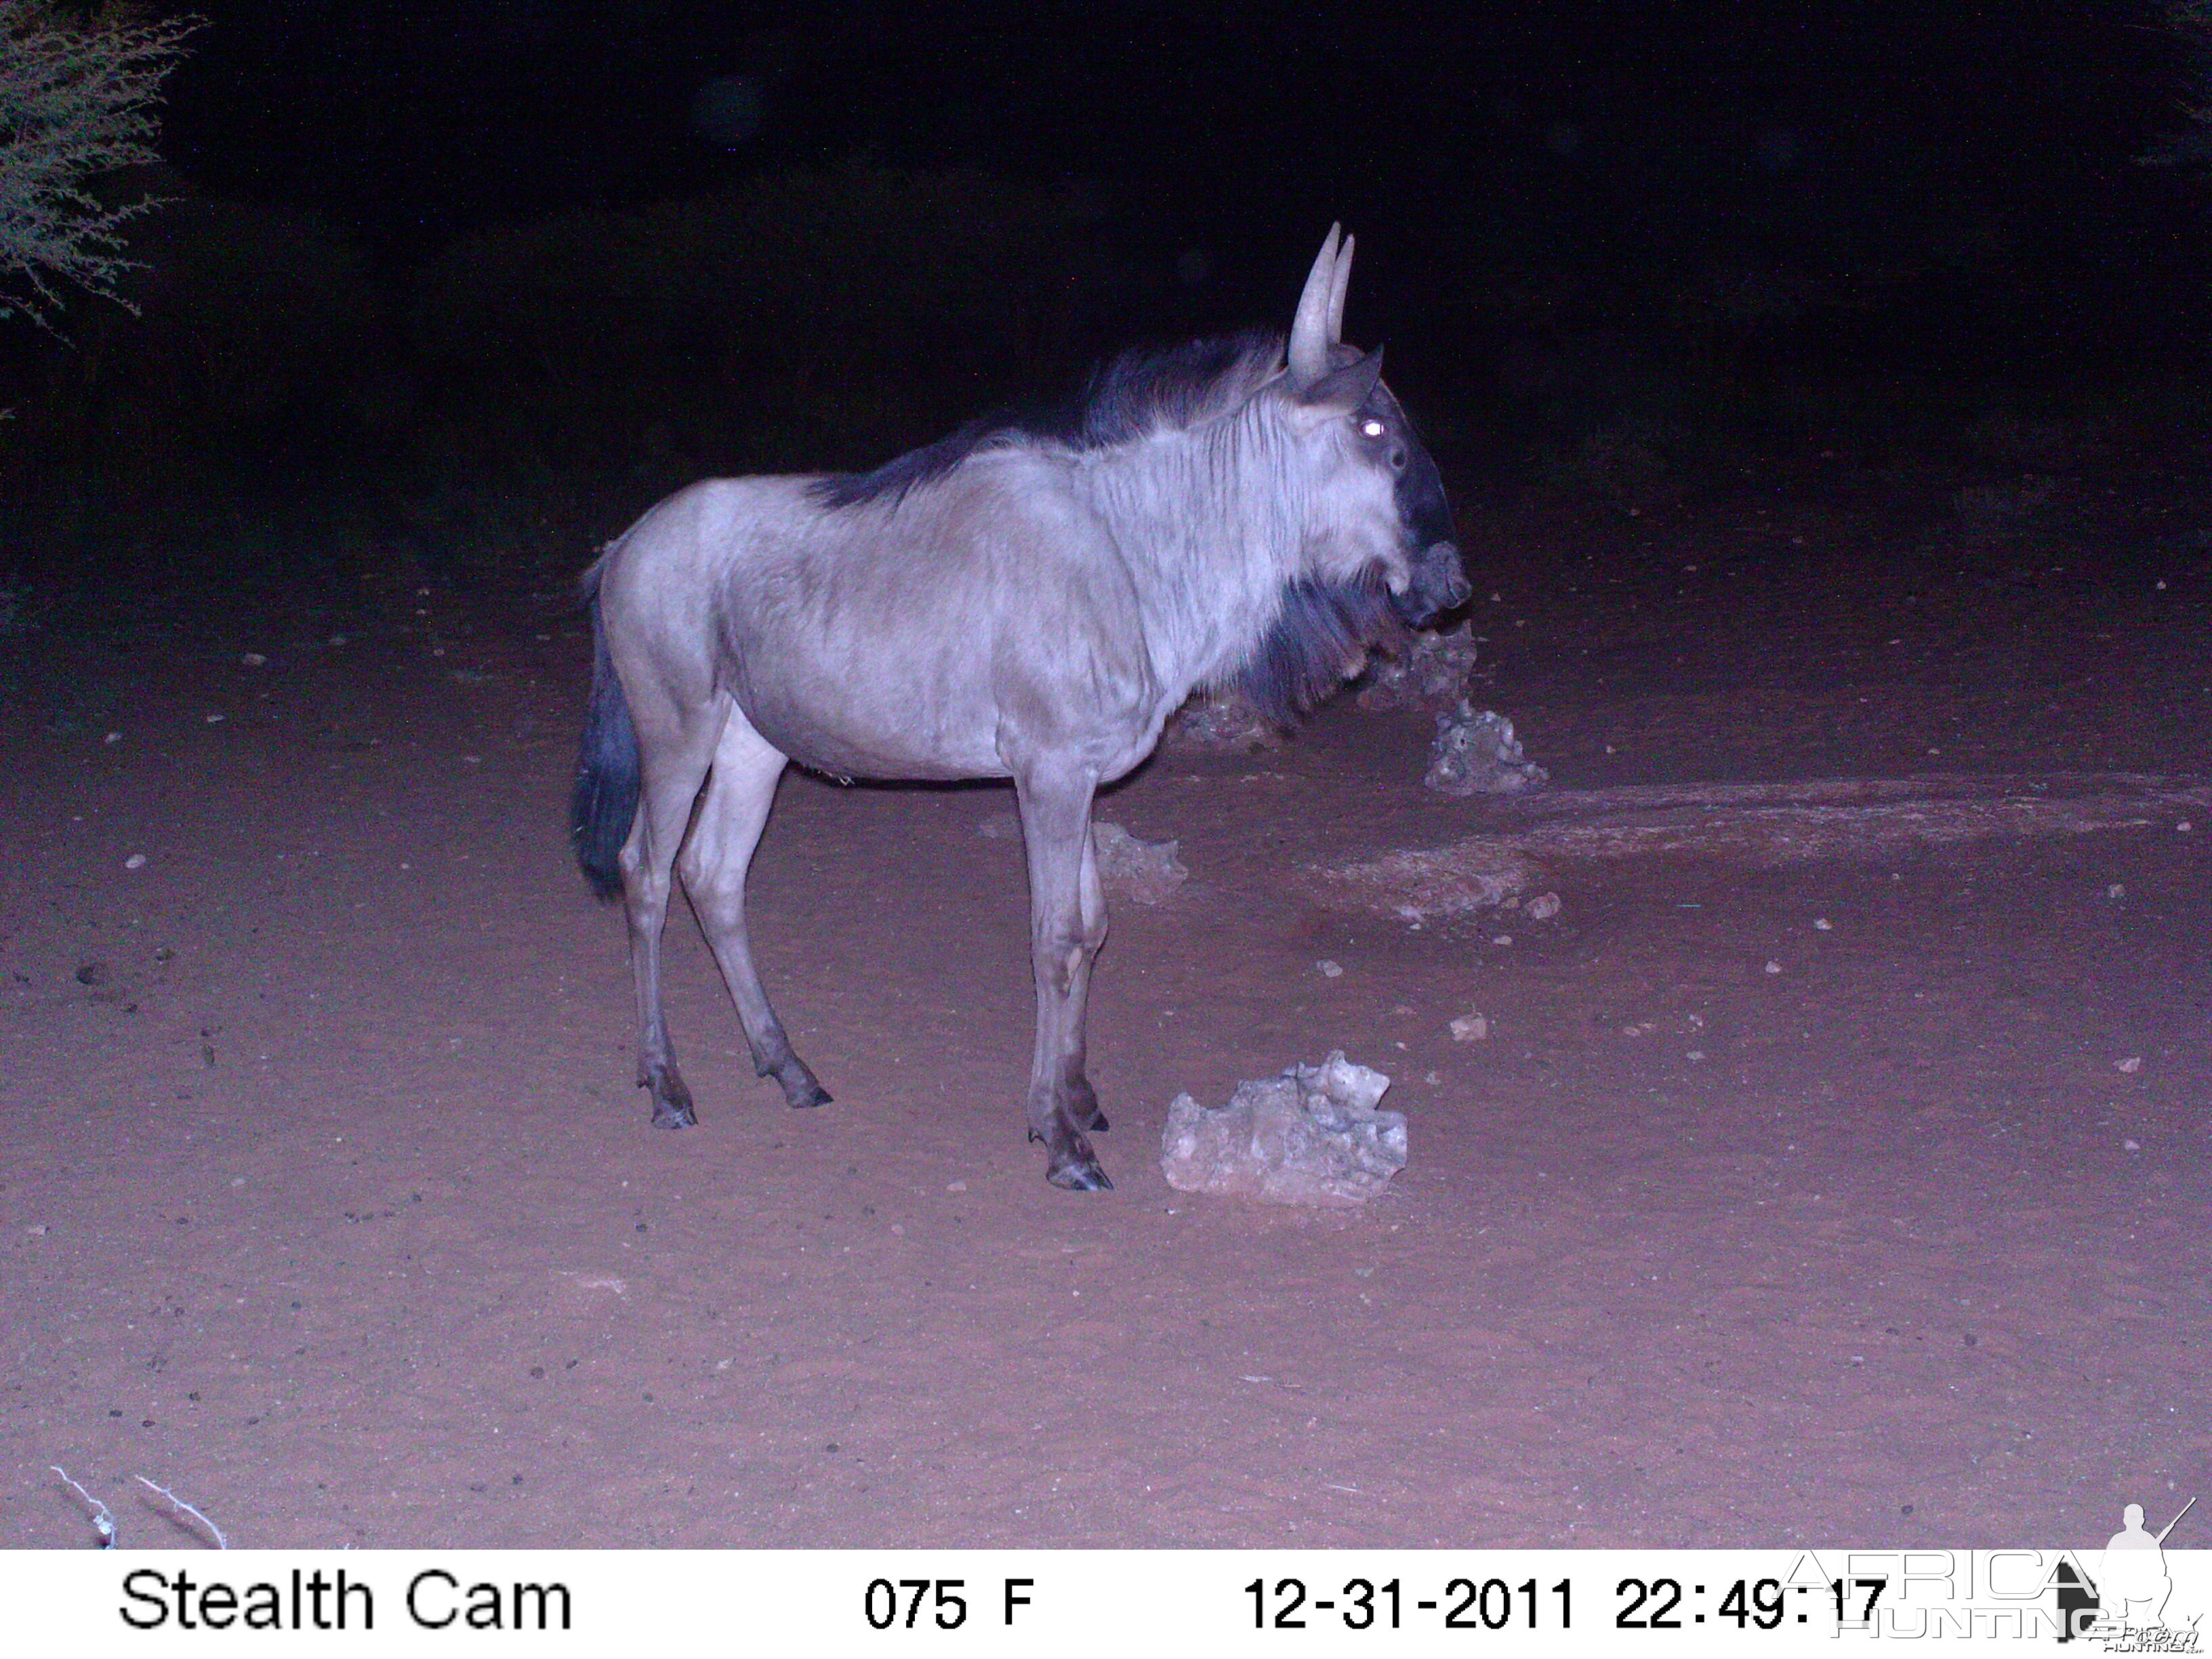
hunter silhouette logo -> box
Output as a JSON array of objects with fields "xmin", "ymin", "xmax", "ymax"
[{"xmin": 2058, "ymin": 1496, "xmax": 2200, "ymax": 1647}]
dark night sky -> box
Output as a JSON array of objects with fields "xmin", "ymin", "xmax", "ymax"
[{"xmin": 157, "ymin": 1, "xmax": 2197, "ymax": 294}]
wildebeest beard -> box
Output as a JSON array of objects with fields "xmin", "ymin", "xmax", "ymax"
[{"xmin": 1237, "ymin": 566, "xmax": 1399, "ymax": 725}]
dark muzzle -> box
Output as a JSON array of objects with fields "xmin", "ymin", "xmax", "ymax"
[{"xmin": 1393, "ymin": 541, "xmax": 1473, "ymax": 628}]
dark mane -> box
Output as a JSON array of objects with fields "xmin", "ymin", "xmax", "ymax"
[
  {"xmin": 806, "ymin": 417, "xmax": 1010, "ymax": 510},
  {"xmin": 809, "ymin": 329, "xmax": 1284, "ymax": 510}
]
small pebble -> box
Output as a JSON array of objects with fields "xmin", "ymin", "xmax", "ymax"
[
  {"xmin": 241, "ymin": 653, "xmax": 267, "ymax": 667},
  {"xmin": 1491, "ymin": 935, "xmax": 1513, "ymax": 947},
  {"xmin": 2116, "ymin": 1057, "xmax": 2142, "ymax": 1074},
  {"xmin": 1525, "ymin": 892, "xmax": 1562, "ymax": 921},
  {"xmin": 2179, "ymin": 821, "xmax": 2194, "ymax": 834},
  {"xmin": 1686, "ymin": 1049, "xmax": 1706, "ymax": 1062},
  {"xmin": 205, "ymin": 713, "xmax": 225, "ymax": 724},
  {"xmin": 123, "ymin": 853, "xmax": 146, "ymax": 871},
  {"xmin": 1449, "ymin": 1013, "xmax": 1488, "ymax": 1042},
  {"xmin": 1814, "ymin": 918, "xmax": 1832, "ymax": 930},
  {"xmin": 104, "ymin": 731, "xmax": 122, "ymax": 744},
  {"xmin": 1422, "ymin": 1070, "xmax": 1441, "ymax": 1086},
  {"xmin": 2123, "ymin": 1139, "xmax": 2142, "ymax": 1152},
  {"xmin": 1764, "ymin": 960, "xmax": 1782, "ymax": 975},
  {"xmin": 2106, "ymin": 884, "xmax": 2125, "ymax": 900},
  {"xmin": 945, "ymin": 1180, "xmax": 968, "ymax": 1193},
  {"xmin": 329, "ymin": 634, "xmax": 348, "ymax": 646},
  {"xmin": 1317, "ymin": 960, "xmax": 1343, "ymax": 979}
]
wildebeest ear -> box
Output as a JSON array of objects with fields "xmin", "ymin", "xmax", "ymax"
[{"xmin": 1296, "ymin": 344, "xmax": 1385, "ymax": 411}]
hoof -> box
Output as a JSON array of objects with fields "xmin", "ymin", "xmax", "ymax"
[
  {"xmin": 1046, "ymin": 1155, "xmax": 1113, "ymax": 1192},
  {"xmin": 644, "ymin": 1067, "xmax": 697, "ymax": 1129},
  {"xmin": 781, "ymin": 1078, "xmax": 833, "ymax": 1110}
]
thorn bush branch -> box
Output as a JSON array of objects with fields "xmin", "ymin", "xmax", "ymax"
[
  {"xmin": 50, "ymin": 1465, "xmax": 117, "ymax": 1548},
  {"xmin": 0, "ymin": 1, "xmax": 202, "ymax": 331},
  {"xmin": 136, "ymin": 1476, "xmax": 229, "ymax": 1549}
]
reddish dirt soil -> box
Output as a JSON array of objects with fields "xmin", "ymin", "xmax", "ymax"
[{"xmin": 4, "ymin": 462, "xmax": 2207, "ymax": 1549}]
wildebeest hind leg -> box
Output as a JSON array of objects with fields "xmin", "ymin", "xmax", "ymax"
[
  {"xmin": 621, "ymin": 703, "xmax": 726, "ymax": 1128},
  {"xmin": 682, "ymin": 714, "xmax": 832, "ymax": 1110}
]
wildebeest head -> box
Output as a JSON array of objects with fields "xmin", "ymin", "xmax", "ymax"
[{"xmin": 1277, "ymin": 225, "xmax": 1471, "ymax": 629}]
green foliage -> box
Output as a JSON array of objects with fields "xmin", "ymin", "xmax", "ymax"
[{"xmin": 0, "ymin": 0, "xmax": 199, "ymax": 329}]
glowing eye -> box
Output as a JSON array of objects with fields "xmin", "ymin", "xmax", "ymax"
[{"xmin": 1360, "ymin": 419, "xmax": 1386, "ymax": 438}]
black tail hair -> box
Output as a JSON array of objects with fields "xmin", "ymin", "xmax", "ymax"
[{"xmin": 571, "ymin": 581, "xmax": 639, "ymax": 903}]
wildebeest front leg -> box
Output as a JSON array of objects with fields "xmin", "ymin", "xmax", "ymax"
[
  {"xmin": 1016, "ymin": 766, "xmax": 1111, "ymax": 1191},
  {"xmin": 1065, "ymin": 823, "xmax": 1109, "ymax": 1132},
  {"xmin": 682, "ymin": 715, "xmax": 832, "ymax": 1109}
]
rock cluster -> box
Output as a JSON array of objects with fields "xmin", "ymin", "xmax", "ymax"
[
  {"xmin": 1160, "ymin": 1052, "xmax": 1408, "ymax": 1208},
  {"xmin": 1426, "ymin": 704, "xmax": 1549, "ymax": 797}
]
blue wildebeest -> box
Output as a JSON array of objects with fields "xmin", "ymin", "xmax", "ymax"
[{"xmin": 572, "ymin": 226, "xmax": 1468, "ymax": 1190}]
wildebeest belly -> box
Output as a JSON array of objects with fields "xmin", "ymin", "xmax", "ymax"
[{"xmin": 722, "ymin": 615, "xmax": 1156, "ymax": 783}]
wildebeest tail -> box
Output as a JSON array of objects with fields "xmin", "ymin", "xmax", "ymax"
[{"xmin": 571, "ymin": 575, "xmax": 639, "ymax": 903}]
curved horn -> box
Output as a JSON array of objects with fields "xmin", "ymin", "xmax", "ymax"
[
  {"xmin": 1288, "ymin": 223, "xmax": 1342, "ymax": 389},
  {"xmin": 1326, "ymin": 232, "xmax": 1354, "ymax": 344}
]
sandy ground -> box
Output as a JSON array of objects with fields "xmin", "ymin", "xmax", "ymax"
[{"xmin": 3, "ymin": 460, "xmax": 2207, "ymax": 1549}]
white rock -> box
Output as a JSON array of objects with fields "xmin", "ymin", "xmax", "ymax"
[
  {"xmin": 123, "ymin": 853, "xmax": 146, "ymax": 871},
  {"xmin": 1161, "ymin": 687, "xmax": 1280, "ymax": 753},
  {"xmin": 1160, "ymin": 1052, "xmax": 1408, "ymax": 1208},
  {"xmin": 1355, "ymin": 623, "xmax": 1480, "ymax": 712},
  {"xmin": 2116, "ymin": 1057, "xmax": 2143, "ymax": 1073},
  {"xmin": 1425, "ymin": 703, "xmax": 1549, "ymax": 797},
  {"xmin": 1449, "ymin": 1012, "xmax": 1488, "ymax": 1042},
  {"xmin": 1317, "ymin": 959, "xmax": 1343, "ymax": 979},
  {"xmin": 1092, "ymin": 821, "xmax": 1188, "ymax": 905},
  {"xmin": 1524, "ymin": 891, "xmax": 1562, "ymax": 921}
]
